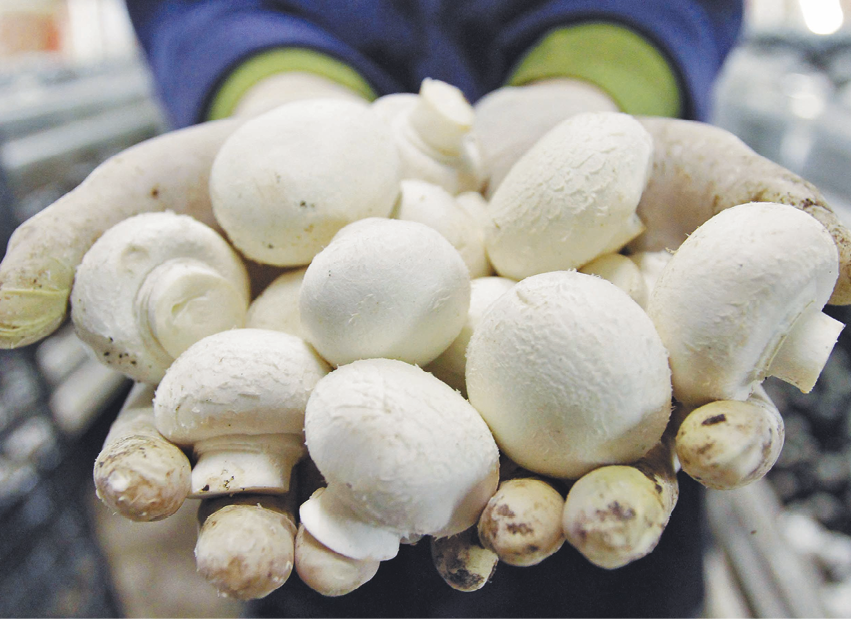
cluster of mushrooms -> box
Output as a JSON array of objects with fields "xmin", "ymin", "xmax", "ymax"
[{"xmin": 1, "ymin": 78, "xmax": 849, "ymax": 600}]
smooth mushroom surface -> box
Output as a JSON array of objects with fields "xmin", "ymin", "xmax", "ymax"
[
  {"xmin": 210, "ymin": 98, "xmax": 401, "ymax": 266},
  {"xmin": 300, "ymin": 218, "xmax": 471, "ymax": 367}
]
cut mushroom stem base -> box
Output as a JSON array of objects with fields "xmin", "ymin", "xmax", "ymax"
[
  {"xmin": 766, "ymin": 309, "xmax": 844, "ymax": 393},
  {"xmin": 190, "ymin": 433, "xmax": 305, "ymax": 497}
]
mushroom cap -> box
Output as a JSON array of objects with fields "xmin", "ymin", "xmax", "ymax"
[
  {"xmin": 154, "ymin": 328, "xmax": 330, "ymax": 444},
  {"xmin": 245, "ymin": 267, "xmax": 307, "ymax": 336},
  {"xmin": 210, "ymin": 99, "xmax": 401, "ymax": 266},
  {"xmin": 299, "ymin": 218, "xmax": 471, "ymax": 367},
  {"xmin": 647, "ymin": 202, "xmax": 839, "ymax": 405},
  {"xmin": 302, "ymin": 358, "xmax": 499, "ymax": 556},
  {"xmin": 466, "ymin": 270, "xmax": 672, "ymax": 479},
  {"xmin": 485, "ymin": 112, "xmax": 653, "ymax": 279},
  {"xmin": 396, "ymin": 179, "xmax": 490, "ymax": 278},
  {"xmin": 71, "ymin": 212, "xmax": 250, "ymax": 384},
  {"xmin": 426, "ymin": 276, "xmax": 516, "ymax": 393}
]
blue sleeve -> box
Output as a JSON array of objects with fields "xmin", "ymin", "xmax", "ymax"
[
  {"xmin": 124, "ymin": 1, "xmax": 403, "ymax": 128},
  {"xmin": 470, "ymin": 0, "xmax": 743, "ymax": 120}
]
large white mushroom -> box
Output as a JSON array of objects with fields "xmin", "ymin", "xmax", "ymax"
[
  {"xmin": 299, "ymin": 218, "xmax": 471, "ymax": 367},
  {"xmin": 648, "ymin": 202, "xmax": 844, "ymax": 406},
  {"xmin": 371, "ymin": 78, "xmax": 485, "ymax": 194},
  {"xmin": 209, "ymin": 98, "xmax": 401, "ymax": 266},
  {"xmin": 484, "ymin": 112, "xmax": 653, "ymax": 280},
  {"xmin": 71, "ymin": 211, "xmax": 250, "ymax": 384},
  {"xmin": 154, "ymin": 328, "xmax": 330, "ymax": 496},
  {"xmin": 299, "ymin": 358, "xmax": 500, "ymax": 561},
  {"xmin": 466, "ymin": 270, "xmax": 672, "ymax": 479}
]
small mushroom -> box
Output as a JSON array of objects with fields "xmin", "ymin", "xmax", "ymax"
[
  {"xmin": 245, "ymin": 267, "xmax": 307, "ymax": 336},
  {"xmin": 71, "ymin": 211, "xmax": 250, "ymax": 384},
  {"xmin": 371, "ymin": 78, "xmax": 485, "ymax": 194},
  {"xmin": 396, "ymin": 180, "xmax": 491, "ymax": 278},
  {"xmin": 562, "ymin": 432, "xmax": 679, "ymax": 570},
  {"xmin": 648, "ymin": 202, "xmax": 844, "ymax": 405},
  {"xmin": 477, "ymin": 478, "xmax": 565, "ymax": 567},
  {"xmin": 154, "ymin": 328, "xmax": 330, "ymax": 496},
  {"xmin": 300, "ymin": 358, "xmax": 499, "ymax": 561},
  {"xmin": 676, "ymin": 385, "xmax": 784, "ymax": 490},
  {"xmin": 484, "ymin": 112, "xmax": 652, "ymax": 280},
  {"xmin": 431, "ymin": 526, "xmax": 498, "ymax": 592},
  {"xmin": 93, "ymin": 382, "xmax": 190, "ymax": 522},
  {"xmin": 425, "ymin": 276, "xmax": 516, "ymax": 394},
  {"xmin": 210, "ymin": 98, "xmax": 401, "ymax": 266},
  {"xmin": 195, "ymin": 493, "xmax": 297, "ymax": 600},
  {"xmin": 466, "ymin": 270, "xmax": 672, "ymax": 479},
  {"xmin": 299, "ymin": 218, "xmax": 470, "ymax": 367},
  {"xmin": 579, "ymin": 253, "xmax": 649, "ymax": 307}
]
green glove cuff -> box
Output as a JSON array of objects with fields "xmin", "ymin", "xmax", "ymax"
[
  {"xmin": 207, "ymin": 48, "xmax": 377, "ymax": 120},
  {"xmin": 507, "ymin": 23, "xmax": 682, "ymax": 118}
]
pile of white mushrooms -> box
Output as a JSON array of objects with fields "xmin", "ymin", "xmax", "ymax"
[{"xmin": 2, "ymin": 77, "xmax": 850, "ymax": 600}]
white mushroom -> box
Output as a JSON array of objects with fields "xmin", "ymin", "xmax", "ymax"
[
  {"xmin": 466, "ymin": 270, "xmax": 672, "ymax": 479},
  {"xmin": 209, "ymin": 98, "xmax": 401, "ymax": 266},
  {"xmin": 579, "ymin": 253, "xmax": 648, "ymax": 307},
  {"xmin": 484, "ymin": 112, "xmax": 652, "ymax": 280},
  {"xmin": 425, "ymin": 276, "xmax": 515, "ymax": 393},
  {"xmin": 93, "ymin": 382, "xmax": 190, "ymax": 522},
  {"xmin": 371, "ymin": 79, "xmax": 485, "ymax": 194},
  {"xmin": 648, "ymin": 202, "xmax": 844, "ymax": 406},
  {"xmin": 154, "ymin": 328, "xmax": 330, "ymax": 496},
  {"xmin": 71, "ymin": 211, "xmax": 250, "ymax": 384},
  {"xmin": 396, "ymin": 180, "xmax": 491, "ymax": 278},
  {"xmin": 245, "ymin": 267, "xmax": 307, "ymax": 336},
  {"xmin": 627, "ymin": 250, "xmax": 673, "ymax": 300},
  {"xmin": 299, "ymin": 358, "xmax": 499, "ymax": 561},
  {"xmin": 299, "ymin": 218, "xmax": 471, "ymax": 367}
]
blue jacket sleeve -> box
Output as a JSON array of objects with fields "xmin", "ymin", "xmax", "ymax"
[{"xmin": 124, "ymin": 1, "xmax": 403, "ymax": 128}]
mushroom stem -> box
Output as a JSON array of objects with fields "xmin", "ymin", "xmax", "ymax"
[
  {"xmin": 191, "ymin": 433, "xmax": 305, "ymax": 497},
  {"xmin": 431, "ymin": 526, "xmax": 499, "ymax": 592},
  {"xmin": 138, "ymin": 258, "xmax": 247, "ymax": 360},
  {"xmin": 93, "ymin": 383, "xmax": 190, "ymax": 521},
  {"xmin": 766, "ymin": 309, "xmax": 844, "ymax": 393},
  {"xmin": 477, "ymin": 478, "xmax": 565, "ymax": 567},
  {"xmin": 295, "ymin": 523, "xmax": 381, "ymax": 597},
  {"xmin": 196, "ymin": 494, "xmax": 297, "ymax": 600},
  {"xmin": 409, "ymin": 78, "xmax": 474, "ymax": 156},
  {"xmin": 676, "ymin": 386, "xmax": 784, "ymax": 490},
  {"xmin": 562, "ymin": 434, "xmax": 678, "ymax": 570}
]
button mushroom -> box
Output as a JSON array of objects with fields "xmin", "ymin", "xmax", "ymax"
[
  {"xmin": 245, "ymin": 267, "xmax": 307, "ymax": 337},
  {"xmin": 466, "ymin": 270, "xmax": 672, "ymax": 479},
  {"xmin": 154, "ymin": 328, "xmax": 330, "ymax": 496},
  {"xmin": 648, "ymin": 202, "xmax": 844, "ymax": 406},
  {"xmin": 209, "ymin": 98, "xmax": 401, "ymax": 266},
  {"xmin": 71, "ymin": 211, "xmax": 250, "ymax": 384},
  {"xmin": 299, "ymin": 358, "xmax": 500, "ymax": 561},
  {"xmin": 484, "ymin": 112, "xmax": 652, "ymax": 280},
  {"xmin": 371, "ymin": 78, "xmax": 485, "ymax": 194},
  {"xmin": 299, "ymin": 218, "xmax": 471, "ymax": 368}
]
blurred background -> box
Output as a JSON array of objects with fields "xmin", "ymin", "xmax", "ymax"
[{"xmin": 3, "ymin": 0, "xmax": 851, "ymax": 617}]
